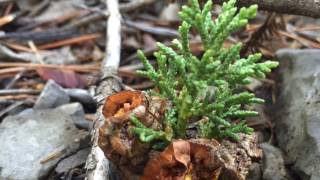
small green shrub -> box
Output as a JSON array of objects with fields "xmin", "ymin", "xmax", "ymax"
[{"xmin": 132, "ymin": 0, "xmax": 278, "ymax": 145}]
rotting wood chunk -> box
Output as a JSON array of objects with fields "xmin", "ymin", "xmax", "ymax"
[{"xmin": 98, "ymin": 91, "xmax": 261, "ymax": 179}]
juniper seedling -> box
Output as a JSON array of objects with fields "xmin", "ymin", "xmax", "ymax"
[{"xmin": 131, "ymin": 0, "xmax": 278, "ymax": 144}]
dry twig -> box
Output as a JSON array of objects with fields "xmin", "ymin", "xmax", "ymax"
[{"xmin": 85, "ymin": 0, "xmax": 122, "ymax": 179}]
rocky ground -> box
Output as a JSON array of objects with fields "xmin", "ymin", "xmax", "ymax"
[
  {"xmin": 245, "ymin": 48, "xmax": 320, "ymax": 180},
  {"xmin": 0, "ymin": 0, "xmax": 320, "ymax": 180}
]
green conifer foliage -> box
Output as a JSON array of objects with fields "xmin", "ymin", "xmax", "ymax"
[{"xmin": 132, "ymin": 0, "xmax": 278, "ymax": 144}]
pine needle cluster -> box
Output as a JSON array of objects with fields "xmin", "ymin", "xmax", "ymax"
[{"xmin": 132, "ymin": 0, "xmax": 278, "ymax": 144}]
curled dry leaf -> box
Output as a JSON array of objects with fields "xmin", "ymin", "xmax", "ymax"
[
  {"xmin": 99, "ymin": 91, "xmax": 146, "ymax": 157},
  {"xmin": 102, "ymin": 90, "xmax": 144, "ymax": 123}
]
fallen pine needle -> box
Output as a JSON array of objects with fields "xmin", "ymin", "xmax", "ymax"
[
  {"xmin": 0, "ymin": 67, "xmax": 26, "ymax": 75},
  {"xmin": 0, "ymin": 14, "xmax": 15, "ymax": 27},
  {"xmin": 0, "ymin": 63, "xmax": 138, "ymax": 77},
  {"xmin": 279, "ymin": 30, "xmax": 320, "ymax": 48},
  {"xmin": 38, "ymin": 33, "xmax": 101, "ymax": 49},
  {"xmin": 5, "ymin": 42, "xmax": 33, "ymax": 52},
  {"xmin": 0, "ymin": 94, "xmax": 37, "ymax": 100},
  {"xmin": 294, "ymin": 26, "xmax": 320, "ymax": 32},
  {"xmin": 0, "ymin": 63, "xmax": 100, "ymax": 73}
]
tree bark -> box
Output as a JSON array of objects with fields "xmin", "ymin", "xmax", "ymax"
[{"xmin": 213, "ymin": 0, "xmax": 320, "ymax": 18}]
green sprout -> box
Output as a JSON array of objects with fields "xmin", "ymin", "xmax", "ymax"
[{"xmin": 131, "ymin": 0, "xmax": 278, "ymax": 144}]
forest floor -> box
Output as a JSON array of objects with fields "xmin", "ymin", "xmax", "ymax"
[{"xmin": 0, "ymin": 0, "xmax": 320, "ymax": 179}]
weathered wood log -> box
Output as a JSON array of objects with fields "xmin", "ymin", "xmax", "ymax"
[
  {"xmin": 213, "ymin": 0, "xmax": 320, "ymax": 18},
  {"xmin": 95, "ymin": 90, "xmax": 262, "ymax": 179}
]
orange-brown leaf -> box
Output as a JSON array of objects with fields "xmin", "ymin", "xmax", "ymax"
[
  {"xmin": 102, "ymin": 91, "xmax": 144, "ymax": 123},
  {"xmin": 142, "ymin": 140, "xmax": 191, "ymax": 180}
]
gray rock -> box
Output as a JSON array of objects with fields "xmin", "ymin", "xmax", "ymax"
[
  {"xmin": 59, "ymin": 103, "xmax": 92, "ymax": 131},
  {"xmin": 34, "ymin": 80, "xmax": 70, "ymax": 109},
  {"xmin": 311, "ymin": 175, "xmax": 320, "ymax": 180},
  {"xmin": 275, "ymin": 49, "xmax": 320, "ymax": 179},
  {"xmin": 0, "ymin": 105, "xmax": 89, "ymax": 180},
  {"xmin": 55, "ymin": 148, "xmax": 90, "ymax": 174},
  {"xmin": 65, "ymin": 89, "xmax": 96, "ymax": 108},
  {"xmin": 260, "ymin": 143, "xmax": 288, "ymax": 180}
]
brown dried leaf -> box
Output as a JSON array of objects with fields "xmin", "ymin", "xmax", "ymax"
[
  {"xmin": 102, "ymin": 90, "xmax": 144, "ymax": 123},
  {"xmin": 142, "ymin": 140, "xmax": 191, "ymax": 180},
  {"xmin": 36, "ymin": 67, "xmax": 86, "ymax": 88},
  {"xmin": 142, "ymin": 139, "xmax": 225, "ymax": 180}
]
